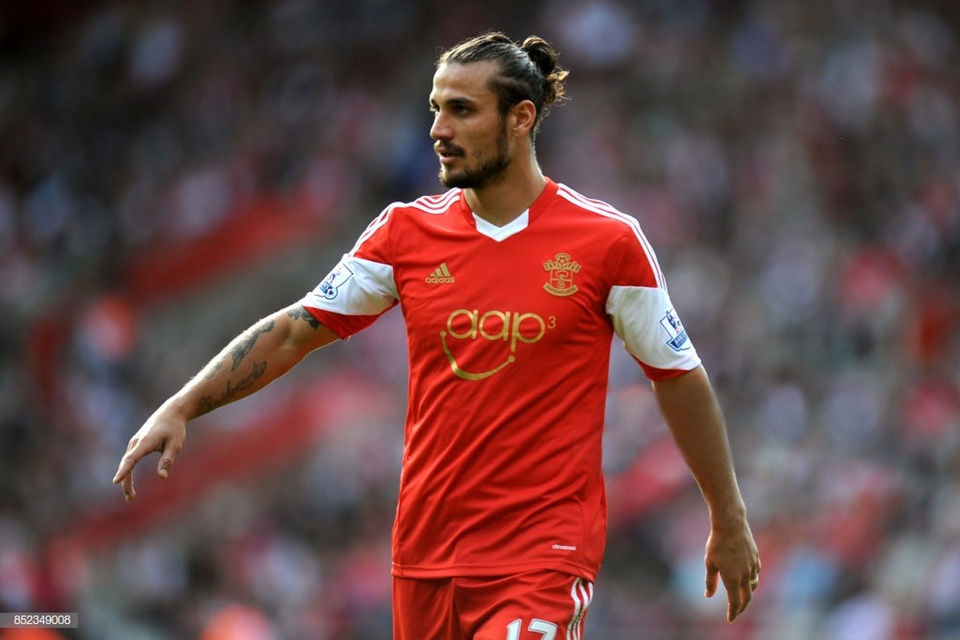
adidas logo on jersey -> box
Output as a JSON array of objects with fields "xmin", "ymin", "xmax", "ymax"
[{"xmin": 425, "ymin": 263, "xmax": 455, "ymax": 284}]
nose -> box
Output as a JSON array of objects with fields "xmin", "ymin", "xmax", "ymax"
[{"xmin": 430, "ymin": 111, "xmax": 452, "ymax": 141}]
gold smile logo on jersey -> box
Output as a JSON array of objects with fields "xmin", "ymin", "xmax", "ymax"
[{"xmin": 543, "ymin": 253, "xmax": 581, "ymax": 297}]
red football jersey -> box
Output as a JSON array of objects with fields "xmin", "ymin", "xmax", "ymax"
[{"xmin": 301, "ymin": 179, "xmax": 700, "ymax": 581}]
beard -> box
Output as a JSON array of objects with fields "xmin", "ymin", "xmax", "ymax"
[{"xmin": 438, "ymin": 126, "xmax": 511, "ymax": 190}]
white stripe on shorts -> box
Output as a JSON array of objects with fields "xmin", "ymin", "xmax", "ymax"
[{"xmin": 567, "ymin": 577, "xmax": 594, "ymax": 640}]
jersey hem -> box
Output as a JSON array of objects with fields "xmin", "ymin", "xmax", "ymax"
[
  {"xmin": 303, "ymin": 305, "xmax": 379, "ymax": 340},
  {"xmin": 638, "ymin": 359, "xmax": 701, "ymax": 381},
  {"xmin": 390, "ymin": 558, "xmax": 598, "ymax": 583}
]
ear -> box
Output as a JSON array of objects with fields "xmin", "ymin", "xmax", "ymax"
[{"xmin": 509, "ymin": 100, "xmax": 537, "ymax": 138}]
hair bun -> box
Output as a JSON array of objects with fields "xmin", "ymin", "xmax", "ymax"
[{"xmin": 521, "ymin": 36, "xmax": 557, "ymax": 77}]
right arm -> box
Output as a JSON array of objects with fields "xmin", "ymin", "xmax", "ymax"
[{"xmin": 112, "ymin": 303, "xmax": 340, "ymax": 500}]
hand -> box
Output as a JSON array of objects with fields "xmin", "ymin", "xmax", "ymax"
[
  {"xmin": 112, "ymin": 403, "xmax": 187, "ymax": 501},
  {"xmin": 704, "ymin": 517, "xmax": 761, "ymax": 622}
]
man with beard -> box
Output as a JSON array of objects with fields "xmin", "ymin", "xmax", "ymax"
[{"xmin": 114, "ymin": 31, "xmax": 760, "ymax": 639}]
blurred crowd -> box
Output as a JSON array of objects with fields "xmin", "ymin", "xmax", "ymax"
[{"xmin": 1, "ymin": 0, "xmax": 959, "ymax": 638}]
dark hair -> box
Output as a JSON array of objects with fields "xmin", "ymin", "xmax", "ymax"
[{"xmin": 437, "ymin": 31, "xmax": 569, "ymax": 139}]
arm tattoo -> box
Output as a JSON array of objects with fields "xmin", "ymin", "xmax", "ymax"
[
  {"xmin": 230, "ymin": 318, "xmax": 275, "ymax": 371},
  {"xmin": 201, "ymin": 359, "xmax": 224, "ymax": 381},
  {"xmin": 287, "ymin": 305, "xmax": 321, "ymax": 329},
  {"xmin": 195, "ymin": 360, "xmax": 268, "ymax": 417},
  {"xmin": 193, "ymin": 308, "xmax": 316, "ymax": 417}
]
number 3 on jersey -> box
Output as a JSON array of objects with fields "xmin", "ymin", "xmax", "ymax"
[{"xmin": 506, "ymin": 618, "xmax": 558, "ymax": 640}]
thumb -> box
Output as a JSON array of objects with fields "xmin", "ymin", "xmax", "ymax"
[{"xmin": 705, "ymin": 564, "xmax": 719, "ymax": 598}]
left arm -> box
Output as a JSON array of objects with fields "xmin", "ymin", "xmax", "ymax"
[{"xmin": 651, "ymin": 365, "xmax": 761, "ymax": 622}]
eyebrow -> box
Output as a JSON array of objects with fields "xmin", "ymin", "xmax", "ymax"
[{"xmin": 429, "ymin": 96, "xmax": 478, "ymax": 109}]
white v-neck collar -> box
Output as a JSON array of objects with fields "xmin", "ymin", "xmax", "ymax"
[{"xmin": 472, "ymin": 210, "xmax": 529, "ymax": 242}]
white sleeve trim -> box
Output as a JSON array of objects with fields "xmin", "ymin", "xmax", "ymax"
[
  {"xmin": 606, "ymin": 285, "xmax": 701, "ymax": 371},
  {"xmin": 301, "ymin": 254, "xmax": 397, "ymax": 316}
]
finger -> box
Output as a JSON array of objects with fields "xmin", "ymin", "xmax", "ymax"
[
  {"xmin": 114, "ymin": 459, "xmax": 135, "ymax": 485},
  {"xmin": 157, "ymin": 438, "xmax": 182, "ymax": 479},
  {"xmin": 723, "ymin": 575, "xmax": 747, "ymax": 622},
  {"xmin": 721, "ymin": 573, "xmax": 750, "ymax": 622},
  {"xmin": 113, "ymin": 446, "xmax": 143, "ymax": 485},
  {"xmin": 120, "ymin": 472, "xmax": 136, "ymax": 501},
  {"xmin": 729, "ymin": 574, "xmax": 755, "ymax": 622}
]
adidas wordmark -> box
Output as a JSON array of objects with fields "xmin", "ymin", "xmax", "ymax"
[{"xmin": 425, "ymin": 263, "xmax": 455, "ymax": 284}]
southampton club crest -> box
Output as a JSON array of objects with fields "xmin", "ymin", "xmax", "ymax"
[{"xmin": 543, "ymin": 252, "xmax": 581, "ymax": 297}]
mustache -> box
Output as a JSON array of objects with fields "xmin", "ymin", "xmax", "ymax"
[{"xmin": 434, "ymin": 143, "xmax": 464, "ymax": 156}]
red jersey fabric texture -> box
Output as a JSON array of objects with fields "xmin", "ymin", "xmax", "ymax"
[{"xmin": 301, "ymin": 179, "xmax": 701, "ymax": 581}]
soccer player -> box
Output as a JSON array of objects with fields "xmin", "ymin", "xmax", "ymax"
[{"xmin": 114, "ymin": 31, "xmax": 760, "ymax": 639}]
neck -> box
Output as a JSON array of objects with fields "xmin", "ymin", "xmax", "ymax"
[{"xmin": 465, "ymin": 161, "xmax": 546, "ymax": 227}]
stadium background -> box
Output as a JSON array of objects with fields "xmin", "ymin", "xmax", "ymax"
[{"xmin": 1, "ymin": 0, "xmax": 958, "ymax": 638}]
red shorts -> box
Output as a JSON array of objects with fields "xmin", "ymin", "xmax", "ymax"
[{"xmin": 392, "ymin": 570, "xmax": 594, "ymax": 640}]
